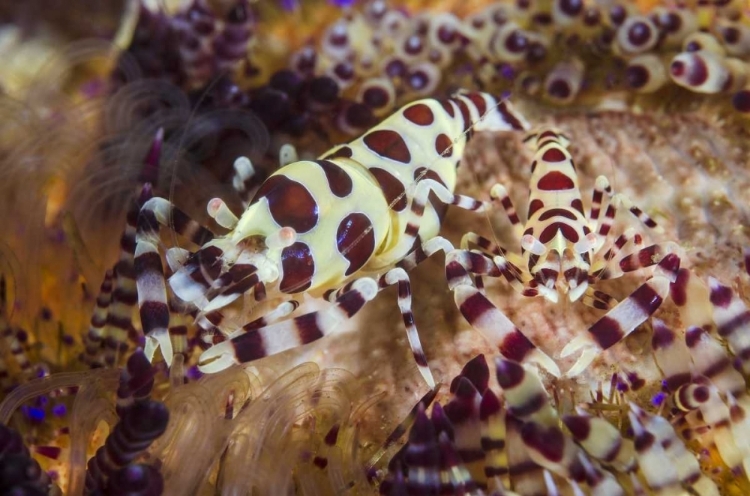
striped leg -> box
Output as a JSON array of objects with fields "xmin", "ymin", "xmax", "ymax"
[
  {"xmin": 396, "ymin": 237, "xmax": 544, "ymax": 387},
  {"xmin": 240, "ymin": 300, "xmax": 300, "ymax": 333},
  {"xmin": 195, "ymin": 311, "xmax": 225, "ymax": 350},
  {"xmin": 400, "ymin": 236, "xmax": 558, "ymax": 377},
  {"xmin": 587, "ymin": 176, "xmax": 621, "ymax": 258},
  {"xmin": 201, "ymin": 263, "xmax": 261, "ymax": 313},
  {"xmin": 461, "ymin": 233, "xmax": 527, "ymax": 295},
  {"xmin": 390, "ymin": 179, "xmax": 495, "ymax": 259},
  {"xmin": 401, "ymin": 236, "xmax": 559, "ymax": 377},
  {"xmin": 619, "ymin": 243, "xmax": 678, "ymax": 273},
  {"xmin": 708, "ymin": 277, "xmax": 750, "ymax": 376},
  {"xmin": 365, "ymin": 386, "xmax": 440, "ymax": 480},
  {"xmin": 197, "ymin": 277, "xmax": 379, "ymax": 373},
  {"xmin": 102, "ymin": 131, "xmax": 166, "ymax": 358},
  {"xmin": 598, "ymin": 241, "xmax": 679, "ymax": 283},
  {"xmin": 81, "ymin": 270, "xmax": 113, "ymax": 368},
  {"xmin": 135, "ymin": 194, "xmax": 215, "ymax": 366},
  {"xmin": 138, "ymin": 197, "xmax": 215, "ymax": 247},
  {"xmin": 169, "ymin": 251, "xmax": 260, "ymax": 314},
  {"xmin": 590, "ymin": 178, "xmax": 659, "ymax": 261},
  {"xmin": 204, "ymin": 299, "xmax": 299, "ymax": 338},
  {"xmin": 489, "ymin": 184, "xmax": 525, "ymax": 240},
  {"xmin": 580, "ymin": 286, "xmax": 618, "ymax": 311},
  {"xmin": 613, "ymin": 193, "xmax": 663, "ymax": 233},
  {"xmin": 588, "ymin": 176, "xmax": 612, "ymax": 235},
  {"xmin": 460, "ymin": 232, "xmax": 507, "ymax": 257},
  {"xmin": 135, "ymin": 236, "xmax": 172, "ymax": 366},
  {"xmin": 460, "ymin": 233, "xmax": 535, "ymax": 299},
  {"xmin": 595, "ymin": 197, "xmax": 617, "ymax": 239},
  {"xmin": 590, "ymin": 178, "xmax": 663, "ymax": 269},
  {"xmin": 103, "ymin": 188, "xmax": 154, "ymax": 366},
  {"xmin": 590, "ymin": 228, "xmax": 643, "ymax": 280},
  {"xmin": 378, "ymin": 267, "xmax": 436, "ymax": 388},
  {"xmin": 493, "ymin": 255, "xmax": 538, "ymax": 297},
  {"xmin": 561, "ymin": 253, "xmax": 681, "ymax": 377},
  {"xmin": 196, "ymin": 299, "xmax": 300, "ymax": 350}
]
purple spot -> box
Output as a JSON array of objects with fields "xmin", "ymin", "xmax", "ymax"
[
  {"xmin": 616, "ymin": 380, "xmax": 629, "ymax": 393},
  {"xmin": 80, "ymin": 79, "xmax": 106, "ymax": 98},
  {"xmin": 23, "ymin": 406, "xmax": 46, "ymax": 422},
  {"xmin": 52, "ymin": 404, "xmax": 67, "ymax": 417},
  {"xmin": 187, "ymin": 366, "xmax": 204, "ymax": 381},
  {"xmin": 499, "ymin": 63, "xmax": 515, "ymax": 80},
  {"xmin": 651, "ymin": 392, "xmax": 666, "ymax": 406}
]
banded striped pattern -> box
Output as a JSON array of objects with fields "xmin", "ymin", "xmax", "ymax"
[
  {"xmin": 444, "ymin": 377, "xmax": 485, "ymax": 484},
  {"xmin": 104, "ymin": 191, "xmax": 147, "ymax": 366},
  {"xmin": 650, "ymin": 318, "xmax": 692, "ymax": 392},
  {"xmin": 629, "ymin": 403, "xmax": 720, "ymax": 495},
  {"xmin": 662, "ymin": 256, "xmax": 750, "ymax": 468},
  {"xmin": 505, "ymin": 416, "xmax": 546, "ymax": 496},
  {"xmin": 115, "ymin": 350, "xmax": 157, "ymax": 417},
  {"xmin": 479, "ymin": 389, "xmax": 509, "ymax": 487},
  {"xmin": 684, "ymin": 325, "xmax": 746, "ymax": 397},
  {"xmin": 494, "ymin": 359, "xmax": 556, "ymax": 426},
  {"xmin": 85, "ymin": 400, "xmax": 169, "ymax": 493},
  {"xmin": 198, "ymin": 276, "xmax": 378, "ymax": 373},
  {"xmin": 135, "ymin": 195, "xmax": 215, "ymax": 365},
  {"xmin": 493, "ymin": 358, "xmax": 605, "ymax": 487},
  {"xmin": 381, "ymin": 354, "xmax": 662, "ymax": 494},
  {"xmin": 562, "ymin": 408, "xmax": 636, "ymax": 473},
  {"xmin": 457, "ymin": 127, "xmax": 682, "ymax": 377},
  {"xmin": 133, "ymin": 90, "xmax": 533, "ymax": 386},
  {"xmin": 561, "ymin": 254, "xmax": 679, "ymax": 377},
  {"xmin": 81, "ymin": 270, "xmax": 113, "ymax": 368},
  {"xmin": 708, "ymin": 277, "xmax": 750, "ymax": 376}
]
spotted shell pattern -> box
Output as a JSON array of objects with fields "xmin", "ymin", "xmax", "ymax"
[{"xmin": 231, "ymin": 91, "xmax": 525, "ymax": 295}]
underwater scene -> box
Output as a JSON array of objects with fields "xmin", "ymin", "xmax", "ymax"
[{"xmin": 0, "ymin": 0, "xmax": 749, "ymax": 494}]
